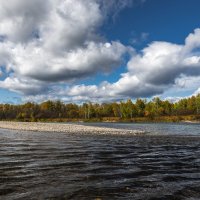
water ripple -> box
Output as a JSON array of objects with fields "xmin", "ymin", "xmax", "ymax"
[{"xmin": 0, "ymin": 128, "xmax": 200, "ymax": 199}]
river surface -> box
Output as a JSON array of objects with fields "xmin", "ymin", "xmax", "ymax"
[
  {"xmin": 1, "ymin": 123, "xmax": 200, "ymax": 199},
  {"xmin": 82, "ymin": 122, "xmax": 200, "ymax": 136}
]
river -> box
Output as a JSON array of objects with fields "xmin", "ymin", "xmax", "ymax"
[{"xmin": 1, "ymin": 122, "xmax": 200, "ymax": 199}]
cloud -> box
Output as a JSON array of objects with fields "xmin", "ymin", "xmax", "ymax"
[
  {"xmin": 0, "ymin": 0, "xmax": 128, "ymax": 96},
  {"xmin": 130, "ymin": 32, "xmax": 149, "ymax": 45},
  {"xmin": 99, "ymin": 0, "xmax": 146, "ymax": 21},
  {"xmin": 0, "ymin": 76, "xmax": 48, "ymax": 95},
  {"xmin": 10, "ymin": 41, "xmax": 126, "ymax": 82},
  {"xmin": 99, "ymin": 0, "xmax": 132, "ymax": 19},
  {"xmin": 0, "ymin": 0, "xmax": 50, "ymax": 43},
  {"xmin": 127, "ymin": 29, "xmax": 200, "ymax": 87},
  {"xmin": 0, "ymin": 42, "xmax": 12, "ymax": 67},
  {"xmin": 0, "ymin": 0, "xmax": 200, "ymax": 103},
  {"xmin": 51, "ymin": 28, "xmax": 200, "ymax": 102},
  {"xmin": 42, "ymin": 0, "xmax": 103, "ymax": 52},
  {"xmin": 194, "ymin": 88, "xmax": 200, "ymax": 96}
]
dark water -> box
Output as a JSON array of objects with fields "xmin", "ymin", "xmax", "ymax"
[{"xmin": 1, "ymin": 123, "xmax": 200, "ymax": 200}]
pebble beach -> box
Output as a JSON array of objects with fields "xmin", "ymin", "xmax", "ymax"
[{"xmin": 0, "ymin": 121, "xmax": 144, "ymax": 135}]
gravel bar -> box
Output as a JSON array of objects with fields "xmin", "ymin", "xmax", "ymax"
[{"xmin": 0, "ymin": 121, "xmax": 144, "ymax": 135}]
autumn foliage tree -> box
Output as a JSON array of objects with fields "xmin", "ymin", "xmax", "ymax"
[{"xmin": 0, "ymin": 95, "xmax": 200, "ymax": 121}]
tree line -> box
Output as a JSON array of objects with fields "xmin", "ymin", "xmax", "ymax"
[{"xmin": 0, "ymin": 94, "xmax": 200, "ymax": 122}]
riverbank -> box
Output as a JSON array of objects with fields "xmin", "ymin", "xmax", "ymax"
[
  {"xmin": 0, "ymin": 121, "xmax": 144, "ymax": 135},
  {"xmin": 12, "ymin": 115, "xmax": 199, "ymax": 123},
  {"xmin": 100, "ymin": 115, "xmax": 200, "ymax": 123}
]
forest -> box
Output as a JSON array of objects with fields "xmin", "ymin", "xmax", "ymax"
[{"xmin": 0, "ymin": 94, "xmax": 200, "ymax": 122}]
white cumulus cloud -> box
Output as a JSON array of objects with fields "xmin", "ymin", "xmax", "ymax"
[
  {"xmin": 0, "ymin": 0, "xmax": 200, "ymax": 103},
  {"xmin": 0, "ymin": 0, "xmax": 128, "ymax": 98},
  {"xmin": 47, "ymin": 28, "xmax": 200, "ymax": 102}
]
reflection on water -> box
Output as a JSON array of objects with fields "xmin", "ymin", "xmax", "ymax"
[{"xmin": 0, "ymin": 125, "xmax": 200, "ymax": 199}]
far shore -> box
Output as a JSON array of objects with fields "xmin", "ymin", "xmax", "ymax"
[{"xmin": 0, "ymin": 121, "xmax": 144, "ymax": 135}]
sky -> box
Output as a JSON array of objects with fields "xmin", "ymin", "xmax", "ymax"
[{"xmin": 0, "ymin": 0, "xmax": 200, "ymax": 104}]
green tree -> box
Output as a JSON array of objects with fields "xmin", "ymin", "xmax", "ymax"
[{"xmin": 135, "ymin": 99, "xmax": 146, "ymax": 117}]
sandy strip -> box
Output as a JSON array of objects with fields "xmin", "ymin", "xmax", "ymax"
[{"xmin": 0, "ymin": 121, "xmax": 144, "ymax": 135}]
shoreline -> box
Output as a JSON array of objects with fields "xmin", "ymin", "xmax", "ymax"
[{"xmin": 0, "ymin": 121, "xmax": 144, "ymax": 135}]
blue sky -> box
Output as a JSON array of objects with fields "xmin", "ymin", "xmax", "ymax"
[
  {"xmin": 105, "ymin": 0, "xmax": 200, "ymax": 45},
  {"xmin": 0, "ymin": 0, "xmax": 200, "ymax": 103}
]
